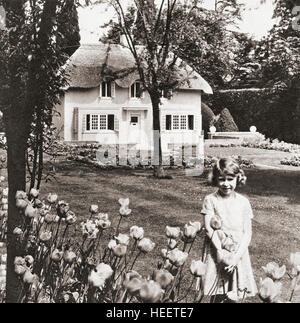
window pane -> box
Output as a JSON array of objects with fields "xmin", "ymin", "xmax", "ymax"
[
  {"xmin": 180, "ymin": 115, "xmax": 187, "ymax": 129},
  {"xmin": 131, "ymin": 116, "xmax": 138, "ymax": 123},
  {"xmin": 86, "ymin": 115, "xmax": 90, "ymax": 131},
  {"xmin": 166, "ymin": 115, "xmax": 171, "ymax": 130},
  {"xmin": 173, "ymin": 115, "xmax": 179, "ymax": 130},
  {"xmin": 107, "ymin": 81, "xmax": 111, "ymax": 97},
  {"xmin": 91, "ymin": 115, "xmax": 98, "ymax": 130},
  {"xmin": 136, "ymin": 82, "xmax": 141, "ymax": 98},
  {"xmin": 101, "ymin": 82, "xmax": 106, "ymax": 97},
  {"xmin": 99, "ymin": 115, "xmax": 107, "ymax": 129},
  {"xmin": 108, "ymin": 114, "xmax": 114, "ymax": 130},
  {"xmin": 131, "ymin": 83, "xmax": 135, "ymax": 97},
  {"xmin": 188, "ymin": 115, "xmax": 194, "ymax": 130}
]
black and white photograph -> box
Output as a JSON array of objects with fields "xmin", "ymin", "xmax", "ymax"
[{"xmin": 0, "ymin": 0, "xmax": 299, "ymax": 309}]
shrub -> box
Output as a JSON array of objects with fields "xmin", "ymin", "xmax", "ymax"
[
  {"xmin": 204, "ymin": 155, "xmax": 255, "ymax": 169},
  {"xmin": 201, "ymin": 103, "xmax": 215, "ymax": 138},
  {"xmin": 280, "ymin": 154, "xmax": 300, "ymax": 167},
  {"xmin": 215, "ymin": 108, "xmax": 239, "ymax": 132},
  {"xmin": 242, "ymin": 134, "xmax": 300, "ymax": 154}
]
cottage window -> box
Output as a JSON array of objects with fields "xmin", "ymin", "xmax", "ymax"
[
  {"xmin": 180, "ymin": 115, "xmax": 187, "ymax": 129},
  {"xmin": 165, "ymin": 114, "xmax": 194, "ymax": 130},
  {"xmin": 173, "ymin": 115, "xmax": 179, "ymax": 130},
  {"xmin": 86, "ymin": 114, "xmax": 115, "ymax": 131},
  {"xmin": 130, "ymin": 82, "xmax": 142, "ymax": 98},
  {"xmin": 161, "ymin": 89, "xmax": 172, "ymax": 99},
  {"xmin": 91, "ymin": 114, "xmax": 99, "ymax": 130},
  {"xmin": 100, "ymin": 81, "xmax": 115, "ymax": 98},
  {"xmin": 188, "ymin": 115, "xmax": 194, "ymax": 130}
]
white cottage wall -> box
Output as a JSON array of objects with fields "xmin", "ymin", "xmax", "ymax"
[{"xmin": 61, "ymin": 84, "xmax": 203, "ymax": 158}]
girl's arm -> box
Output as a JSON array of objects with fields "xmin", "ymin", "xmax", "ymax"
[
  {"xmin": 225, "ymin": 214, "xmax": 252, "ymax": 272},
  {"xmin": 203, "ymin": 212, "xmax": 223, "ymax": 251},
  {"xmin": 234, "ymin": 215, "xmax": 252, "ymax": 260}
]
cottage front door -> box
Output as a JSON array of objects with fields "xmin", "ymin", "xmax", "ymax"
[{"xmin": 128, "ymin": 113, "xmax": 141, "ymax": 145}]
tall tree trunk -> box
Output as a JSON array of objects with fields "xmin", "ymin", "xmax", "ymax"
[
  {"xmin": 3, "ymin": 0, "xmax": 59, "ymax": 302},
  {"xmin": 150, "ymin": 93, "xmax": 165, "ymax": 178},
  {"xmin": 2, "ymin": 0, "xmax": 27, "ymax": 303},
  {"xmin": 5, "ymin": 123, "xmax": 27, "ymax": 303}
]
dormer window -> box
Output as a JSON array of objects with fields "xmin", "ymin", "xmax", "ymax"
[
  {"xmin": 130, "ymin": 82, "xmax": 143, "ymax": 98},
  {"xmin": 161, "ymin": 89, "xmax": 173, "ymax": 99},
  {"xmin": 100, "ymin": 81, "xmax": 115, "ymax": 98}
]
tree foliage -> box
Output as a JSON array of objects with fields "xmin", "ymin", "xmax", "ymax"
[
  {"xmin": 0, "ymin": 0, "xmax": 80, "ymax": 302},
  {"xmin": 102, "ymin": 0, "xmax": 245, "ymax": 90},
  {"xmin": 57, "ymin": 0, "xmax": 81, "ymax": 58}
]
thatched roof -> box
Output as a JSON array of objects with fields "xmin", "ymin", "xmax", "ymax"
[{"xmin": 64, "ymin": 43, "xmax": 213, "ymax": 94}]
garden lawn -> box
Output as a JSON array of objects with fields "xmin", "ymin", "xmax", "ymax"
[{"xmin": 37, "ymin": 157, "xmax": 300, "ymax": 303}]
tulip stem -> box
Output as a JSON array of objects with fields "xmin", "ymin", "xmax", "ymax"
[
  {"xmin": 54, "ymin": 218, "xmax": 62, "ymax": 247},
  {"xmin": 59, "ymin": 224, "xmax": 69, "ymax": 248},
  {"xmin": 16, "ymin": 278, "xmax": 25, "ymax": 303},
  {"xmin": 176, "ymin": 277, "xmax": 195, "ymax": 302},
  {"xmin": 206, "ymin": 265, "xmax": 221, "ymax": 302},
  {"xmin": 115, "ymin": 216, "xmax": 123, "ymax": 236},
  {"xmin": 130, "ymin": 251, "xmax": 142, "ymax": 270},
  {"xmin": 241, "ymin": 288, "xmax": 248, "ymax": 303},
  {"xmin": 163, "ymin": 269, "xmax": 181, "ymax": 302},
  {"xmin": 289, "ymin": 289, "xmax": 295, "ymax": 302},
  {"xmin": 94, "ymin": 230, "xmax": 103, "ymax": 257},
  {"xmin": 194, "ymin": 278, "xmax": 204, "ymax": 303}
]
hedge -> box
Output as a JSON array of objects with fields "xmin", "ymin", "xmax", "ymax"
[
  {"xmin": 203, "ymin": 85, "xmax": 300, "ymax": 144},
  {"xmin": 201, "ymin": 102, "xmax": 215, "ymax": 138},
  {"xmin": 215, "ymin": 108, "xmax": 239, "ymax": 132}
]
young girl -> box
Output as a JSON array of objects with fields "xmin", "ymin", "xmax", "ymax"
[{"xmin": 200, "ymin": 157, "xmax": 257, "ymax": 302}]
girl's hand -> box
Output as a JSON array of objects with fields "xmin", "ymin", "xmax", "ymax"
[
  {"xmin": 225, "ymin": 263, "xmax": 237, "ymax": 273},
  {"xmin": 224, "ymin": 254, "xmax": 239, "ymax": 273},
  {"xmin": 217, "ymin": 249, "xmax": 239, "ymax": 270}
]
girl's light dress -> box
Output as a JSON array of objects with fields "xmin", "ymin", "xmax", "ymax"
[{"xmin": 201, "ymin": 191, "xmax": 258, "ymax": 298}]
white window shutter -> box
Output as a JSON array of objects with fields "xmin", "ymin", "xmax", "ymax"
[
  {"xmin": 99, "ymin": 82, "xmax": 102, "ymax": 97},
  {"xmin": 161, "ymin": 114, "xmax": 166, "ymax": 131},
  {"xmin": 73, "ymin": 107, "xmax": 78, "ymax": 135},
  {"xmin": 111, "ymin": 81, "xmax": 115, "ymax": 98},
  {"xmin": 82, "ymin": 114, "xmax": 86, "ymax": 133},
  {"xmin": 129, "ymin": 83, "xmax": 132, "ymax": 98},
  {"xmin": 114, "ymin": 115, "xmax": 119, "ymax": 131},
  {"xmin": 195, "ymin": 114, "xmax": 200, "ymax": 131}
]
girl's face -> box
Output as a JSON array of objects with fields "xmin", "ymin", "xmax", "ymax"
[{"xmin": 217, "ymin": 173, "xmax": 237, "ymax": 196}]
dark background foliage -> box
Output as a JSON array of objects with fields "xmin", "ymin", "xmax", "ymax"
[{"xmin": 203, "ymin": 79, "xmax": 300, "ymax": 143}]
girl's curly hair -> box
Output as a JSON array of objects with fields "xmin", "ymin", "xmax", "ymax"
[{"xmin": 208, "ymin": 157, "xmax": 247, "ymax": 187}]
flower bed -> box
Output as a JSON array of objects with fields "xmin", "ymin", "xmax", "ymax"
[
  {"xmin": 280, "ymin": 154, "xmax": 300, "ymax": 167},
  {"xmin": 2, "ymin": 188, "xmax": 211, "ymax": 303},
  {"xmin": 66, "ymin": 144, "xmax": 202, "ymax": 169},
  {"xmin": 64, "ymin": 144, "xmax": 255, "ymax": 171},
  {"xmin": 208, "ymin": 143, "xmax": 241, "ymax": 148},
  {"xmin": 241, "ymin": 134, "xmax": 300, "ymax": 154}
]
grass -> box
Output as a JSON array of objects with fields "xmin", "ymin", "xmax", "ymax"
[{"xmin": 35, "ymin": 150, "xmax": 300, "ymax": 303}]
